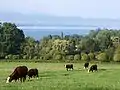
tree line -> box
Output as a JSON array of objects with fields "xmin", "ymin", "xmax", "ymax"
[{"xmin": 0, "ymin": 22, "xmax": 120, "ymax": 62}]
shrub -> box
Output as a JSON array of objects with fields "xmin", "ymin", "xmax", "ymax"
[
  {"xmin": 23, "ymin": 55, "xmax": 28, "ymax": 59},
  {"xmin": 33, "ymin": 56, "xmax": 39, "ymax": 59},
  {"xmin": 44, "ymin": 54, "xmax": 52, "ymax": 60},
  {"xmin": 96, "ymin": 52, "xmax": 108, "ymax": 62},
  {"xmin": 66, "ymin": 55, "xmax": 74, "ymax": 60},
  {"xmin": 5, "ymin": 54, "xmax": 12, "ymax": 59},
  {"xmin": 54, "ymin": 55, "xmax": 62, "ymax": 60},
  {"xmin": 113, "ymin": 54, "xmax": 120, "ymax": 62},
  {"xmin": 81, "ymin": 53, "xmax": 90, "ymax": 61},
  {"xmin": 105, "ymin": 47, "xmax": 115, "ymax": 61},
  {"xmin": 88, "ymin": 53, "xmax": 95, "ymax": 60},
  {"xmin": 74, "ymin": 54, "xmax": 81, "ymax": 60},
  {"xmin": 12, "ymin": 55, "xmax": 20, "ymax": 59}
]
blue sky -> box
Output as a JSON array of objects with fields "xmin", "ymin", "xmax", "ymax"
[{"xmin": 0, "ymin": 0, "xmax": 120, "ymax": 19}]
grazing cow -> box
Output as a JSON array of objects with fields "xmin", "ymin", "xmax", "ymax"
[
  {"xmin": 27, "ymin": 68, "xmax": 39, "ymax": 79},
  {"xmin": 88, "ymin": 64, "xmax": 97, "ymax": 73},
  {"xmin": 6, "ymin": 66, "xmax": 28, "ymax": 83},
  {"xmin": 65, "ymin": 64, "xmax": 73, "ymax": 71},
  {"xmin": 84, "ymin": 62, "xmax": 89, "ymax": 69}
]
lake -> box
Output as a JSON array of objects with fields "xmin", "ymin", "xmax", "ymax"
[
  {"xmin": 18, "ymin": 26, "xmax": 101, "ymax": 40},
  {"xmin": 17, "ymin": 24, "xmax": 120, "ymax": 40}
]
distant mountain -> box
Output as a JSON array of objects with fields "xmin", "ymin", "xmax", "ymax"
[
  {"xmin": 1, "ymin": 12, "xmax": 120, "ymax": 40},
  {"xmin": 0, "ymin": 12, "xmax": 120, "ymax": 29}
]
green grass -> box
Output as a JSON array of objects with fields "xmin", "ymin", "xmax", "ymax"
[{"xmin": 0, "ymin": 62, "xmax": 120, "ymax": 90}]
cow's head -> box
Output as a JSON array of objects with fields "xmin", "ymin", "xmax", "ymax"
[
  {"xmin": 6, "ymin": 75, "xmax": 13, "ymax": 83},
  {"xmin": 64, "ymin": 64, "xmax": 66, "ymax": 68},
  {"xmin": 88, "ymin": 69, "xmax": 90, "ymax": 73}
]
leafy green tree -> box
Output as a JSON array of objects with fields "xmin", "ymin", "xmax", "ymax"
[
  {"xmin": 0, "ymin": 22, "xmax": 25, "ymax": 58},
  {"xmin": 96, "ymin": 30, "xmax": 113, "ymax": 50},
  {"xmin": 21, "ymin": 37, "xmax": 36, "ymax": 59},
  {"xmin": 79, "ymin": 38, "xmax": 96, "ymax": 52}
]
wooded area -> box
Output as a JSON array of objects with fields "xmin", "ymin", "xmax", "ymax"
[{"xmin": 0, "ymin": 22, "xmax": 120, "ymax": 62}]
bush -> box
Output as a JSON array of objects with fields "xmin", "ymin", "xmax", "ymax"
[
  {"xmin": 96, "ymin": 52, "xmax": 108, "ymax": 62},
  {"xmin": 66, "ymin": 55, "xmax": 74, "ymax": 60},
  {"xmin": 5, "ymin": 54, "xmax": 12, "ymax": 59},
  {"xmin": 105, "ymin": 47, "xmax": 115, "ymax": 61},
  {"xmin": 88, "ymin": 53, "xmax": 95, "ymax": 60},
  {"xmin": 33, "ymin": 56, "xmax": 39, "ymax": 59},
  {"xmin": 81, "ymin": 53, "xmax": 89, "ymax": 61},
  {"xmin": 44, "ymin": 54, "xmax": 52, "ymax": 60},
  {"xmin": 74, "ymin": 54, "xmax": 81, "ymax": 60},
  {"xmin": 12, "ymin": 55, "xmax": 20, "ymax": 59},
  {"xmin": 23, "ymin": 55, "xmax": 28, "ymax": 59},
  {"xmin": 113, "ymin": 54, "xmax": 120, "ymax": 62},
  {"xmin": 5, "ymin": 54, "xmax": 20, "ymax": 59},
  {"xmin": 54, "ymin": 55, "xmax": 62, "ymax": 60}
]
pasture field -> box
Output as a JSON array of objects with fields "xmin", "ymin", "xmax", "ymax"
[{"xmin": 0, "ymin": 62, "xmax": 120, "ymax": 90}]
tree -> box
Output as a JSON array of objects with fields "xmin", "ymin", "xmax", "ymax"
[
  {"xmin": 79, "ymin": 38, "xmax": 96, "ymax": 52},
  {"xmin": 21, "ymin": 37, "xmax": 36, "ymax": 59},
  {"xmin": 0, "ymin": 22, "xmax": 25, "ymax": 58},
  {"xmin": 96, "ymin": 30, "xmax": 113, "ymax": 50}
]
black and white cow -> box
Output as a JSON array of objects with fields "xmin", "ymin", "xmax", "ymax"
[
  {"xmin": 6, "ymin": 66, "xmax": 28, "ymax": 83},
  {"xmin": 65, "ymin": 64, "xmax": 73, "ymax": 71},
  {"xmin": 84, "ymin": 62, "xmax": 89, "ymax": 69},
  {"xmin": 88, "ymin": 64, "xmax": 97, "ymax": 72},
  {"xmin": 27, "ymin": 68, "xmax": 39, "ymax": 79}
]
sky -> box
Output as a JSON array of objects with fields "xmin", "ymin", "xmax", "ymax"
[{"xmin": 0, "ymin": 0, "xmax": 120, "ymax": 19}]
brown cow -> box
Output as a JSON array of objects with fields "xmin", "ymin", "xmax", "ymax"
[
  {"xmin": 6, "ymin": 66, "xmax": 28, "ymax": 83},
  {"xmin": 27, "ymin": 68, "xmax": 39, "ymax": 79}
]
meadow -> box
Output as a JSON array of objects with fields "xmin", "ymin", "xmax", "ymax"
[{"xmin": 0, "ymin": 62, "xmax": 120, "ymax": 90}]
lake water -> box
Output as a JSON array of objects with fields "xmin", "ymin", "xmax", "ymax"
[
  {"xmin": 23, "ymin": 29, "xmax": 90, "ymax": 40},
  {"xmin": 18, "ymin": 26, "xmax": 120, "ymax": 40}
]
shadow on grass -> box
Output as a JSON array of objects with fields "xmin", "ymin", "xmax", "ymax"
[
  {"xmin": 81, "ymin": 87, "xmax": 119, "ymax": 90},
  {"xmin": 98, "ymin": 69, "xmax": 107, "ymax": 71},
  {"xmin": 62, "ymin": 73, "xmax": 69, "ymax": 76}
]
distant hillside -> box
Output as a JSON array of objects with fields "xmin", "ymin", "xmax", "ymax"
[{"xmin": 0, "ymin": 12, "xmax": 120, "ymax": 29}]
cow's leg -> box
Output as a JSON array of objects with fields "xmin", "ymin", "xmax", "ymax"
[
  {"xmin": 15, "ymin": 79, "xmax": 17, "ymax": 82},
  {"xmin": 66, "ymin": 68, "xmax": 68, "ymax": 71},
  {"xmin": 20, "ymin": 78, "xmax": 22, "ymax": 82},
  {"xmin": 23, "ymin": 76, "xmax": 26, "ymax": 82},
  {"xmin": 33, "ymin": 75, "xmax": 35, "ymax": 78},
  {"xmin": 37, "ymin": 74, "xmax": 39, "ymax": 77},
  {"xmin": 36, "ymin": 75, "xmax": 39, "ymax": 79},
  {"xmin": 92, "ymin": 70, "xmax": 93, "ymax": 72}
]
